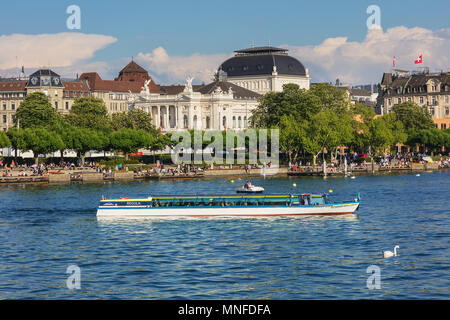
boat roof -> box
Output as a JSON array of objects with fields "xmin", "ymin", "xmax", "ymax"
[{"xmin": 101, "ymin": 193, "xmax": 327, "ymax": 202}]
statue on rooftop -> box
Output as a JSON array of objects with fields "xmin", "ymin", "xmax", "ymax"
[
  {"xmin": 184, "ymin": 76, "xmax": 194, "ymax": 92},
  {"xmin": 141, "ymin": 79, "xmax": 151, "ymax": 96}
]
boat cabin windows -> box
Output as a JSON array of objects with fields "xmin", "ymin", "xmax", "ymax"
[
  {"xmin": 310, "ymin": 195, "xmax": 325, "ymax": 205},
  {"xmin": 301, "ymin": 194, "xmax": 326, "ymax": 205},
  {"xmin": 149, "ymin": 196, "xmax": 294, "ymax": 207}
]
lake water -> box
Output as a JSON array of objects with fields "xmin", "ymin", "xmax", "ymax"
[{"xmin": 0, "ymin": 171, "xmax": 449, "ymax": 299}]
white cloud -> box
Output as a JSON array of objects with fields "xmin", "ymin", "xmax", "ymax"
[
  {"xmin": 286, "ymin": 26, "xmax": 450, "ymax": 85},
  {"xmin": 136, "ymin": 47, "xmax": 230, "ymax": 84},
  {"xmin": 2, "ymin": 26, "xmax": 448, "ymax": 87},
  {"xmin": 0, "ymin": 32, "xmax": 117, "ymax": 70}
]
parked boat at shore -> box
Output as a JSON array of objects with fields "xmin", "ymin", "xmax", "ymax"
[{"xmin": 97, "ymin": 193, "xmax": 360, "ymax": 217}]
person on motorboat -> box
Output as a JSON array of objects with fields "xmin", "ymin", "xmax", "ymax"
[{"xmin": 244, "ymin": 181, "xmax": 252, "ymax": 189}]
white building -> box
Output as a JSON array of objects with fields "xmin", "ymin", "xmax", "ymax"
[
  {"xmin": 127, "ymin": 46, "xmax": 311, "ymax": 132},
  {"xmin": 128, "ymin": 78, "xmax": 260, "ymax": 132},
  {"xmin": 217, "ymin": 46, "xmax": 310, "ymax": 94}
]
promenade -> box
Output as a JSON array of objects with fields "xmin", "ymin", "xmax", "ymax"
[{"xmin": 0, "ymin": 161, "xmax": 448, "ymax": 184}]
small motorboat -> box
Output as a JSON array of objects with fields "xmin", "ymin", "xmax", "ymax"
[{"xmin": 236, "ymin": 185, "xmax": 265, "ymax": 193}]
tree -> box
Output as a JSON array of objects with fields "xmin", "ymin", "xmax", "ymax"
[
  {"xmin": 23, "ymin": 128, "xmax": 64, "ymax": 165},
  {"xmin": 14, "ymin": 92, "xmax": 60, "ymax": 129},
  {"xmin": 111, "ymin": 109, "xmax": 156, "ymax": 133},
  {"xmin": 302, "ymin": 110, "xmax": 353, "ymax": 165},
  {"xmin": 70, "ymin": 127, "xmax": 110, "ymax": 165},
  {"xmin": 66, "ymin": 97, "xmax": 111, "ymax": 130},
  {"xmin": 348, "ymin": 103, "xmax": 376, "ymax": 153},
  {"xmin": 6, "ymin": 128, "xmax": 27, "ymax": 163},
  {"xmin": 392, "ymin": 102, "xmax": 434, "ymax": 131},
  {"xmin": 251, "ymin": 83, "xmax": 353, "ymax": 129},
  {"xmin": 0, "ymin": 131, "xmax": 10, "ymax": 148},
  {"xmin": 408, "ymin": 128, "xmax": 449, "ymax": 154},
  {"xmin": 382, "ymin": 113, "xmax": 407, "ymax": 148},
  {"xmin": 309, "ymin": 83, "xmax": 352, "ymax": 114},
  {"xmin": 279, "ymin": 115, "xmax": 306, "ymax": 163},
  {"xmin": 109, "ymin": 128, "xmax": 153, "ymax": 160},
  {"xmin": 251, "ymin": 84, "xmax": 322, "ymax": 128}
]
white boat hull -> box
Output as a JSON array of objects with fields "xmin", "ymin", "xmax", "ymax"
[{"xmin": 97, "ymin": 203, "xmax": 359, "ymax": 217}]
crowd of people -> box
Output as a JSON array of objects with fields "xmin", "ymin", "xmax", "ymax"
[
  {"xmin": 1, "ymin": 153, "xmax": 449, "ymax": 180},
  {"xmin": 288, "ymin": 152, "xmax": 450, "ymax": 172}
]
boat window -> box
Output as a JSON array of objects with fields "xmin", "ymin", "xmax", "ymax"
[{"xmin": 310, "ymin": 195, "xmax": 325, "ymax": 205}]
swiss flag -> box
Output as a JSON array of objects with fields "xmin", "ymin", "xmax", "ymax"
[{"xmin": 414, "ymin": 54, "xmax": 422, "ymax": 64}]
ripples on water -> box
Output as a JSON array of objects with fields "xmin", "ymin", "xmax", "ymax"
[{"xmin": 0, "ymin": 171, "xmax": 449, "ymax": 299}]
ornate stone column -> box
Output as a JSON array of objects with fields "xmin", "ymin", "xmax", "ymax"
[
  {"xmin": 188, "ymin": 105, "xmax": 193, "ymax": 129},
  {"xmin": 157, "ymin": 106, "xmax": 161, "ymax": 128},
  {"xmin": 164, "ymin": 106, "xmax": 169, "ymax": 129}
]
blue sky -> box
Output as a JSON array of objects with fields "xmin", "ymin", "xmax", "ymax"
[{"xmin": 0, "ymin": 0, "xmax": 449, "ymax": 84}]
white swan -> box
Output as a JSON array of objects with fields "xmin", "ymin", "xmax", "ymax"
[
  {"xmin": 416, "ymin": 174, "xmax": 420, "ymax": 177},
  {"xmin": 350, "ymin": 176, "xmax": 356, "ymax": 179},
  {"xmin": 383, "ymin": 245, "xmax": 400, "ymax": 258}
]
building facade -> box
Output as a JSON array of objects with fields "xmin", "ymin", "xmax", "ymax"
[
  {"xmin": 377, "ymin": 71, "xmax": 450, "ymax": 129},
  {"xmin": 129, "ymin": 79, "xmax": 260, "ymax": 132},
  {"xmin": 218, "ymin": 46, "xmax": 310, "ymax": 95},
  {"xmin": 79, "ymin": 61, "xmax": 161, "ymax": 115},
  {"xmin": 0, "ymin": 69, "xmax": 89, "ymax": 130},
  {"xmin": 1, "ymin": 47, "xmax": 312, "ymax": 132}
]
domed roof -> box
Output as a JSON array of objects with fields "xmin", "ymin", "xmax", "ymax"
[{"xmin": 219, "ymin": 46, "xmax": 307, "ymax": 77}]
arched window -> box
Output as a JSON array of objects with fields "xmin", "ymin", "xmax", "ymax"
[
  {"xmin": 232, "ymin": 116, "xmax": 236, "ymax": 128},
  {"xmin": 244, "ymin": 116, "xmax": 247, "ymax": 128},
  {"xmin": 193, "ymin": 115, "xmax": 198, "ymax": 129},
  {"xmin": 183, "ymin": 115, "xmax": 188, "ymax": 128},
  {"xmin": 222, "ymin": 116, "xmax": 227, "ymax": 129},
  {"xmin": 206, "ymin": 116, "xmax": 210, "ymax": 129},
  {"xmin": 238, "ymin": 116, "xmax": 242, "ymax": 128}
]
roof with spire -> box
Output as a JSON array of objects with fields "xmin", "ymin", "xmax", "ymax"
[
  {"xmin": 118, "ymin": 60, "xmax": 148, "ymax": 75},
  {"xmin": 80, "ymin": 61, "xmax": 161, "ymax": 93}
]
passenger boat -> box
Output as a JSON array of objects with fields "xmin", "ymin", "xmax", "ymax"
[{"xmin": 97, "ymin": 193, "xmax": 360, "ymax": 217}]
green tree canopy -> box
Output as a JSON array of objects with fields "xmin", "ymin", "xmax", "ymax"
[
  {"xmin": 23, "ymin": 128, "xmax": 64, "ymax": 164},
  {"xmin": 392, "ymin": 101, "xmax": 434, "ymax": 131},
  {"xmin": 0, "ymin": 130, "xmax": 11, "ymax": 148},
  {"xmin": 70, "ymin": 127, "xmax": 110, "ymax": 164},
  {"xmin": 14, "ymin": 92, "xmax": 60, "ymax": 129},
  {"xmin": 279, "ymin": 115, "xmax": 306, "ymax": 163},
  {"xmin": 109, "ymin": 128, "xmax": 153, "ymax": 160},
  {"xmin": 407, "ymin": 128, "xmax": 450, "ymax": 152},
  {"xmin": 309, "ymin": 83, "xmax": 352, "ymax": 114},
  {"xmin": 66, "ymin": 97, "xmax": 111, "ymax": 130},
  {"xmin": 251, "ymin": 84, "xmax": 322, "ymax": 127},
  {"xmin": 111, "ymin": 108, "xmax": 157, "ymax": 134},
  {"xmin": 6, "ymin": 128, "xmax": 27, "ymax": 162},
  {"xmin": 301, "ymin": 109, "xmax": 353, "ymax": 164},
  {"xmin": 251, "ymin": 83, "xmax": 353, "ymax": 128}
]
